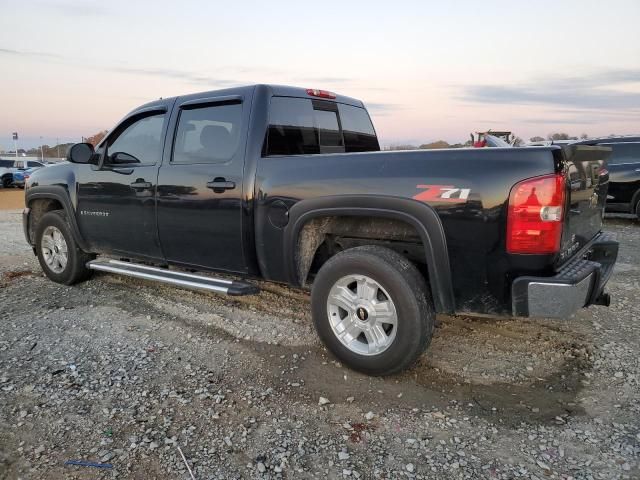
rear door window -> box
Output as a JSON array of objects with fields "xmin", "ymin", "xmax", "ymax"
[{"xmin": 172, "ymin": 102, "xmax": 243, "ymax": 164}]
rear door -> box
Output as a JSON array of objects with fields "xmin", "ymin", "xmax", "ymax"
[
  {"xmin": 156, "ymin": 94, "xmax": 249, "ymax": 272},
  {"xmin": 561, "ymin": 144, "xmax": 611, "ymax": 254}
]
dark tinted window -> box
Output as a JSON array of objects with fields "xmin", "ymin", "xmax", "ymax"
[
  {"xmin": 28, "ymin": 161, "xmax": 44, "ymax": 168},
  {"xmin": 0, "ymin": 159, "xmax": 13, "ymax": 167},
  {"xmin": 173, "ymin": 103, "xmax": 243, "ymax": 164},
  {"xmin": 265, "ymin": 97, "xmax": 379, "ymax": 156},
  {"xmin": 267, "ymin": 97, "xmax": 319, "ymax": 155},
  {"xmin": 338, "ymin": 104, "xmax": 379, "ymax": 152},
  {"xmin": 108, "ymin": 113, "xmax": 165, "ymax": 165},
  {"xmin": 603, "ymin": 143, "xmax": 640, "ymax": 165}
]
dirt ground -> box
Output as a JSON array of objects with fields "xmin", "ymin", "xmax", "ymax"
[
  {"xmin": 0, "ymin": 209, "xmax": 638, "ymax": 479},
  {"xmin": 0, "ymin": 190, "xmax": 25, "ymax": 210}
]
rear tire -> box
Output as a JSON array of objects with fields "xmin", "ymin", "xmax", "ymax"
[
  {"xmin": 1, "ymin": 176, "xmax": 11, "ymax": 188},
  {"xmin": 35, "ymin": 210, "xmax": 94, "ymax": 285},
  {"xmin": 635, "ymin": 198, "xmax": 640, "ymax": 220},
  {"xmin": 311, "ymin": 245, "xmax": 435, "ymax": 376}
]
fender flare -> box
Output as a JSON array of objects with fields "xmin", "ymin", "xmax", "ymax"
[
  {"xmin": 283, "ymin": 195, "xmax": 456, "ymax": 314},
  {"xmin": 25, "ymin": 186, "xmax": 91, "ymax": 252}
]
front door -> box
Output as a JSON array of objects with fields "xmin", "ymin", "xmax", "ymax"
[
  {"xmin": 76, "ymin": 108, "xmax": 169, "ymax": 260},
  {"xmin": 156, "ymin": 96, "xmax": 248, "ymax": 272}
]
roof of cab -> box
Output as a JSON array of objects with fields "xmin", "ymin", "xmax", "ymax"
[{"xmin": 132, "ymin": 84, "xmax": 365, "ymax": 113}]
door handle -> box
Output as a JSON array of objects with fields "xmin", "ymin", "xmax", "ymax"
[
  {"xmin": 207, "ymin": 178, "xmax": 236, "ymax": 193},
  {"xmin": 130, "ymin": 181, "xmax": 152, "ymax": 189}
]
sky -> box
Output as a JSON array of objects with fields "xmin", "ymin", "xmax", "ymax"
[{"xmin": 0, "ymin": 0, "xmax": 639, "ymax": 150}]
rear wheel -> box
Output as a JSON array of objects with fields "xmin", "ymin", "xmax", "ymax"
[
  {"xmin": 635, "ymin": 198, "xmax": 640, "ymax": 220},
  {"xmin": 311, "ymin": 245, "xmax": 435, "ymax": 376},
  {"xmin": 35, "ymin": 211, "xmax": 94, "ymax": 285},
  {"xmin": 1, "ymin": 175, "xmax": 11, "ymax": 188}
]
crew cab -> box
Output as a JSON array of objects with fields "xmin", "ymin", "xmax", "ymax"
[{"xmin": 22, "ymin": 85, "xmax": 619, "ymax": 375}]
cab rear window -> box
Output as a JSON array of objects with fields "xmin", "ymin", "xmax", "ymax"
[{"xmin": 265, "ymin": 97, "xmax": 379, "ymax": 156}]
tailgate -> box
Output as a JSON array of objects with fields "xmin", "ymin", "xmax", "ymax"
[{"xmin": 559, "ymin": 144, "xmax": 611, "ymax": 260}]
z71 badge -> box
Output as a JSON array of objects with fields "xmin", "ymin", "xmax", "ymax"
[{"xmin": 412, "ymin": 185, "xmax": 471, "ymax": 203}]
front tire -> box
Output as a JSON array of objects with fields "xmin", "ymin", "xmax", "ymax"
[
  {"xmin": 311, "ymin": 245, "xmax": 435, "ymax": 376},
  {"xmin": 35, "ymin": 210, "xmax": 94, "ymax": 285}
]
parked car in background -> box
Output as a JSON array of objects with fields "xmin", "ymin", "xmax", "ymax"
[
  {"xmin": 12, "ymin": 167, "xmax": 38, "ymax": 189},
  {"xmin": 14, "ymin": 159, "xmax": 46, "ymax": 170},
  {"xmin": 572, "ymin": 136, "xmax": 640, "ymax": 218},
  {"xmin": 0, "ymin": 159, "xmax": 16, "ymax": 187}
]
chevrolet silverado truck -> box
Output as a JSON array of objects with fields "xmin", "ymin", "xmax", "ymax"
[
  {"xmin": 22, "ymin": 84, "xmax": 619, "ymax": 375},
  {"xmin": 572, "ymin": 136, "xmax": 640, "ymax": 218}
]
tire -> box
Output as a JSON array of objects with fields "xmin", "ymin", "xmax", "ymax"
[
  {"xmin": 35, "ymin": 210, "xmax": 94, "ymax": 285},
  {"xmin": 1, "ymin": 176, "xmax": 11, "ymax": 188},
  {"xmin": 635, "ymin": 198, "xmax": 640, "ymax": 220},
  {"xmin": 311, "ymin": 245, "xmax": 435, "ymax": 376}
]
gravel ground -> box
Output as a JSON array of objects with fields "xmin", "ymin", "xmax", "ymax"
[{"xmin": 0, "ymin": 209, "xmax": 638, "ymax": 479}]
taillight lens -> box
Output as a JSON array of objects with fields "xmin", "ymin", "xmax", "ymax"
[{"xmin": 506, "ymin": 173, "xmax": 566, "ymax": 254}]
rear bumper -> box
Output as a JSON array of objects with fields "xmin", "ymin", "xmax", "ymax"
[{"xmin": 512, "ymin": 231, "xmax": 618, "ymax": 318}]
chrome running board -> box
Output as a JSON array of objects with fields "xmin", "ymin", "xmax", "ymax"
[{"xmin": 87, "ymin": 259, "xmax": 259, "ymax": 296}]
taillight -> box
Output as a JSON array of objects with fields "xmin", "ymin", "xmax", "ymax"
[
  {"xmin": 506, "ymin": 173, "xmax": 566, "ymax": 254},
  {"xmin": 306, "ymin": 88, "xmax": 336, "ymax": 99}
]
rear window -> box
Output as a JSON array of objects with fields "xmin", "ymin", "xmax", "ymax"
[
  {"xmin": 0, "ymin": 159, "xmax": 13, "ymax": 167},
  {"xmin": 603, "ymin": 143, "xmax": 640, "ymax": 165},
  {"xmin": 265, "ymin": 97, "xmax": 379, "ymax": 156},
  {"xmin": 338, "ymin": 103, "xmax": 379, "ymax": 152}
]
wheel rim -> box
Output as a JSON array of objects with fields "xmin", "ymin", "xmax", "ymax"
[
  {"xmin": 41, "ymin": 226, "xmax": 68, "ymax": 274},
  {"xmin": 326, "ymin": 274, "xmax": 398, "ymax": 356}
]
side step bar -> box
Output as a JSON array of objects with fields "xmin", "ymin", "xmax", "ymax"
[{"xmin": 87, "ymin": 259, "xmax": 259, "ymax": 296}]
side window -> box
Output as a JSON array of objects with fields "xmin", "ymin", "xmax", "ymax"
[
  {"xmin": 172, "ymin": 102, "xmax": 243, "ymax": 164},
  {"xmin": 338, "ymin": 104, "xmax": 380, "ymax": 152},
  {"xmin": 266, "ymin": 97, "xmax": 319, "ymax": 155},
  {"xmin": 107, "ymin": 113, "xmax": 165, "ymax": 166},
  {"xmin": 604, "ymin": 143, "xmax": 640, "ymax": 165}
]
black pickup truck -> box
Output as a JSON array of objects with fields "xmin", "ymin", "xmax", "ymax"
[
  {"xmin": 23, "ymin": 84, "xmax": 619, "ymax": 375},
  {"xmin": 572, "ymin": 136, "xmax": 640, "ymax": 218}
]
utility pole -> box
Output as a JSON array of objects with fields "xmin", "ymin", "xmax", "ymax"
[
  {"xmin": 40, "ymin": 136, "xmax": 44, "ymax": 161},
  {"xmin": 56, "ymin": 137, "xmax": 60, "ymax": 159}
]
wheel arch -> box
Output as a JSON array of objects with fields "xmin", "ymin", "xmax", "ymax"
[
  {"xmin": 284, "ymin": 195, "xmax": 456, "ymax": 314},
  {"xmin": 25, "ymin": 186, "xmax": 90, "ymax": 251}
]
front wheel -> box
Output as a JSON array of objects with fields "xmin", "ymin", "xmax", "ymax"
[
  {"xmin": 311, "ymin": 245, "xmax": 435, "ymax": 376},
  {"xmin": 35, "ymin": 210, "xmax": 94, "ymax": 285}
]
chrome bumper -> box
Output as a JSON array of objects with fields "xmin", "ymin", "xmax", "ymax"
[{"xmin": 512, "ymin": 232, "xmax": 618, "ymax": 318}]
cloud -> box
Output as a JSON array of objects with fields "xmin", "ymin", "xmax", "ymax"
[
  {"xmin": 0, "ymin": 46, "xmax": 242, "ymax": 87},
  {"xmin": 35, "ymin": 0, "xmax": 111, "ymax": 17},
  {"xmin": 366, "ymin": 103, "xmax": 401, "ymax": 115},
  {"xmin": 459, "ymin": 69, "xmax": 640, "ymax": 111},
  {"xmin": 0, "ymin": 47, "xmax": 63, "ymax": 59},
  {"xmin": 108, "ymin": 66, "xmax": 241, "ymax": 87}
]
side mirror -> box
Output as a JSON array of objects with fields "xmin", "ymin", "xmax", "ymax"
[{"xmin": 67, "ymin": 143, "xmax": 95, "ymax": 164}]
